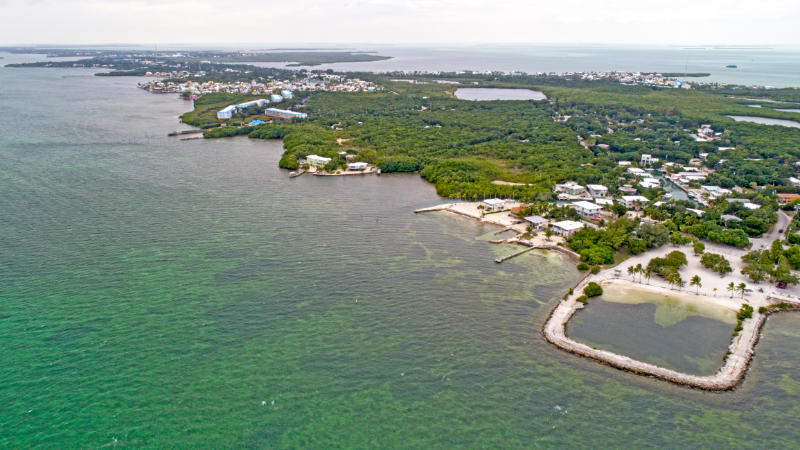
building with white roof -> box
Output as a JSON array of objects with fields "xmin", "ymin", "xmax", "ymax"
[
  {"xmin": 551, "ymin": 220, "xmax": 585, "ymax": 237},
  {"xmin": 216, "ymin": 99, "xmax": 269, "ymax": 119},
  {"xmin": 790, "ymin": 177, "xmax": 800, "ymax": 188},
  {"xmin": 481, "ymin": 198, "xmax": 505, "ymax": 212},
  {"xmin": 641, "ymin": 154, "xmax": 659, "ymax": 165},
  {"xmin": 586, "ymin": 184, "xmax": 608, "ymax": 198},
  {"xmin": 347, "ymin": 162, "xmax": 368, "ymax": 171},
  {"xmin": 572, "ymin": 201, "xmax": 603, "ymax": 219},
  {"xmin": 627, "ymin": 167, "xmax": 648, "ymax": 177},
  {"xmin": 263, "ymin": 108, "xmax": 308, "ymax": 120},
  {"xmin": 619, "ymin": 195, "xmax": 650, "ymax": 209},
  {"xmin": 306, "ymin": 155, "xmax": 332, "ymax": 168},
  {"xmin": 523, "ymin": 216, "xmax": 549, "ymax": 230},
  {"xmin": 743, "ymin": 202, "xmax": 761, "ymax": 210}
]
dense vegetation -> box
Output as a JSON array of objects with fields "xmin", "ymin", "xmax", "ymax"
[{"xmin": 175, "ymin": 73, "xmax": 800, "ymax": 200}]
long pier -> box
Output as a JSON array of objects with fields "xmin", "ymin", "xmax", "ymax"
[{"xmin": 495, "ymin": 245, "xmax": 537, "ymax": 263}]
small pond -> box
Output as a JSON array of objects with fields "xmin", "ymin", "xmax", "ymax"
[
  {"xmin": 567, "ymin": 284, "xmax": 737, "ymax": 376},
  {"xmin": 727, "ymin": 115, "xmax": 800, "ymax": 128},
  {"xmin": 454, "ymin": 88, "xmax": 547, "ymax": 101}
]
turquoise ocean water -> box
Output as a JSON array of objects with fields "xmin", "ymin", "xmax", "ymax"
[{"xmin": 3, "ymin": 52, "xmax": 800, "ymax": 448}]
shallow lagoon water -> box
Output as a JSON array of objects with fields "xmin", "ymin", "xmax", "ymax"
[
  {"xmin": 454, "ymin": 88, "xmax": 547, "ymax": 101},
  {"xmin": 727, "ymin": 115, "xmax": 800, "ymax": 128},
  {"xmin": 567, "ymin": 285, "xmax": 736, "ymax": 376}
]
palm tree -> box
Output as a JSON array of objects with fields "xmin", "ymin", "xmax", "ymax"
[
  {"xmin": 627, "ymin": 266, "xmax": 636, "ymax": 281},
  {"xmin": 737, "ymin": 282, "xmax": 748, "ymax": 299},
  {"xmin": 713, "ymin": 287, "xmax": 717, "ymax": 297},
  {"xmin": 727, "ymin": 282, "xmax": 735, "ymax": 299},
  {"xmin": 644, "ymin": 267, "xmax": 652, "ymax": 285},
  {"xmin": 544, "ymin": 228, "xmax": 554, "ymax": 242},
  {"xmin": 668, "ymin": 272, "xmax": 678, "ymax": 290},
  {"xmin": 635, "ymin": 263, "xmax": 643, "ymax": 283},
  {"xmin": 690, "ymin": 275, "xmax": 702, "ymax": 295},
  {"xmin": 675, "ymin": 275, "xmax": 684, "ymax": 291}
]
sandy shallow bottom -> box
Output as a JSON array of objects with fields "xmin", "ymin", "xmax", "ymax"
[{"xmin": 567, "ymin": 284, "xmax": 737, "ymax": 375}]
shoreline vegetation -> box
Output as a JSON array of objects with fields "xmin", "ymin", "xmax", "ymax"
[{"xmin": 190, "ymin": 72, "xmax": 800, "ymax": 200}]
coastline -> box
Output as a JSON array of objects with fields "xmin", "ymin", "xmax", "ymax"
[
  {"xmin": 543, "ymin": 275, "xmax": 800, "ymax": 390},
  {"xmin": 419, "ymin": 201, "xmax": 799, "ymax": 390}
]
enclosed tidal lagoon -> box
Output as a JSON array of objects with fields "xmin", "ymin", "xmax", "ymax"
[
  {"xmin": 566, "ymin": 284, "xmax": 737, "ymax": 376},
  {"xmin": 453, "ymin": 88, "xmax": 547, "ymax": 101},
  {"xmin": 7, "ymin": 58, "xmax": 800, "ymax": 449},
  {"xmin": 726, "ymin": 115, "xmax": 800, "ymax": 128}
]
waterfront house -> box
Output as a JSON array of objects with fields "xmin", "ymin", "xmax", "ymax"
[
  {"xmin": 619, "ymin": 195, "xmax": 650, "ymax": 209},
  {"xmin": 572, "ymin": 201, "xmax": 603, "ymax": 219},
  {"xmin": 627, "ymin": 167, "xmax": 648, "ymax": 177},
  {"xmin": 586, "ymin": 184, "xmax": 608, "ymax": 198},
  {"xmin": 481, "ymin": 198, "xmax": 505, "ymax": 212},
  {"xmin": 306, "ymin": 155, "xmax": 332, "ymax": 168},
  {"xmin": 551, "ymin": 220, "xmax": 585, "ymax": 237},
  {"xmin": 523, "ymin": 216, "xmax": 548, "ymax": 230},
  {"xmin": 347, "ymin": 162, "xmax": 368, "ymax": 171}
]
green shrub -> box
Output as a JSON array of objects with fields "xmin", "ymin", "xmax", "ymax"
[
  {"xmin": 734, "ymin": 325, "xmax": 743, "ymax": 332},
  {"xmin": 583, "ymin": 282, "xmax": 603, "ymax": 298},
  {"xmin": 591, "ymin": 266, "xmax": 601, "ymax": 274},
  {"xmin": 576, "ymin": 295, "xmax": 588, "ymax": 304},
  {"xmin": 759, "ymin": 306, "xmax": 768, "ymax": 314},
  {"xmin": 577, "ymin": 262, "xmax": 590, "ymax": 271}
]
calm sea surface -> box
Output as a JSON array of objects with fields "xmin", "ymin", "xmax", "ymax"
[
  {"xmin": 4, "ymin": 52, "xmax": 800, "ymax": 449},
  {"xmin": 230, "ymin": 44, "xmax": 800, "ymax": 88}
]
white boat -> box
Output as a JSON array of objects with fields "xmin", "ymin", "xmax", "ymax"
[{"xmin": 664, "ymin": 193, "xmax": 673, "ymax": 199}]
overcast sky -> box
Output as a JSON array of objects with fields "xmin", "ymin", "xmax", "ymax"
[{"xmin": 1, "ymin": 0, "xmax": 799, "ymax": 46}]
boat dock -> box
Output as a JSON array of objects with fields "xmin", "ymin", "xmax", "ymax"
[{"xmin": 495, "ymin": 245, "xmax": 537, "ymax": 263}]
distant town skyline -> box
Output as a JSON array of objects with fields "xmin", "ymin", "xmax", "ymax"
[{"xmin": 1, "ymin": 0, "xmax": 799, "ymax": 46}]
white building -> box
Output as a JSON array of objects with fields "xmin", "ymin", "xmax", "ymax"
[
  {"xmin": 271, "ymin": 94, "xmax": 284, "ymax": 102},
  {"xmin": 572, "ymin": 201, "xmax": 603, "ymax": 219},
  {"xmin": 217, "ymin": 105, "xmax": 236, "ymax": 120},
  {"xmin": 263, "ymin": 108, "xmax": 308, "ymax": 120},
  {"xmin": 553, "ymin": 181, "xmax": 586, "ymax": 196},
  {"xmin": 619, "ymin": 195, "xmax": 650, "ymax": 209},
  {"xmin": 586, "ymin": 184, "xmax": 608, "ymax": 198},
  {"xmin": 524, "ymin": 216, "xmax": 549, "ymax": 230},
  {"xmin": 280, "ymin": 90, "xmax": 293, "ymax": 99},
  {"xmin": 641, "ymin": 154, "xmax": 659, "ymax": 165},
  {"xmin": 347, "ymin": 162, "xmax": 368, "ymax": 171},
  {"xmin": 743, "ymin": 202, "xmax": 761, "ymax": 210},
  {"xmin": 551, "ymin": 220, "xmax": 584, "ymax": 237},
  {"xmin": 481, "ymin": 198, "xmax": 505, "ymax": 212},
  {"xmin": 627, "ymin": 167, "xmax": 648, "ymax": 177},
  {"xmin": 216, "ymin": 99, "xmax": 269, "ymax": 120},
  {"xmin": 306, "ymin": 154, "xmax": 332, "ymax": 168},
  {"xmin": 790, "ymin": 177, "xmax": 800, "ymax": 188},
  {"xmin": 618, "ymin": 161, "xmax": 632, "ymax": 166}
]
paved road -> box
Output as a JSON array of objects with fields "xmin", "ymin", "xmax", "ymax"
[{"xmin": 751, "ymin": 210, "xmax": 791, "ymax": 249}]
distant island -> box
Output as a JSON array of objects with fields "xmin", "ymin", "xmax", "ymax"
[
  {"xmin": 658, "ymin": 72, "xmax": 711, "ymax": 77},
  {"xmin": 727, "ymin": 65, "xmax": 738, "ymax": 68},
  {"xmin": 1, "ymin": 47, "xmax": 392, "ymax": 69}
]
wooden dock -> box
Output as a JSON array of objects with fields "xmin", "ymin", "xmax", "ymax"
[{"xmin": 495, "ymin": 246, "xmax": 537, "ymax": 263}]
